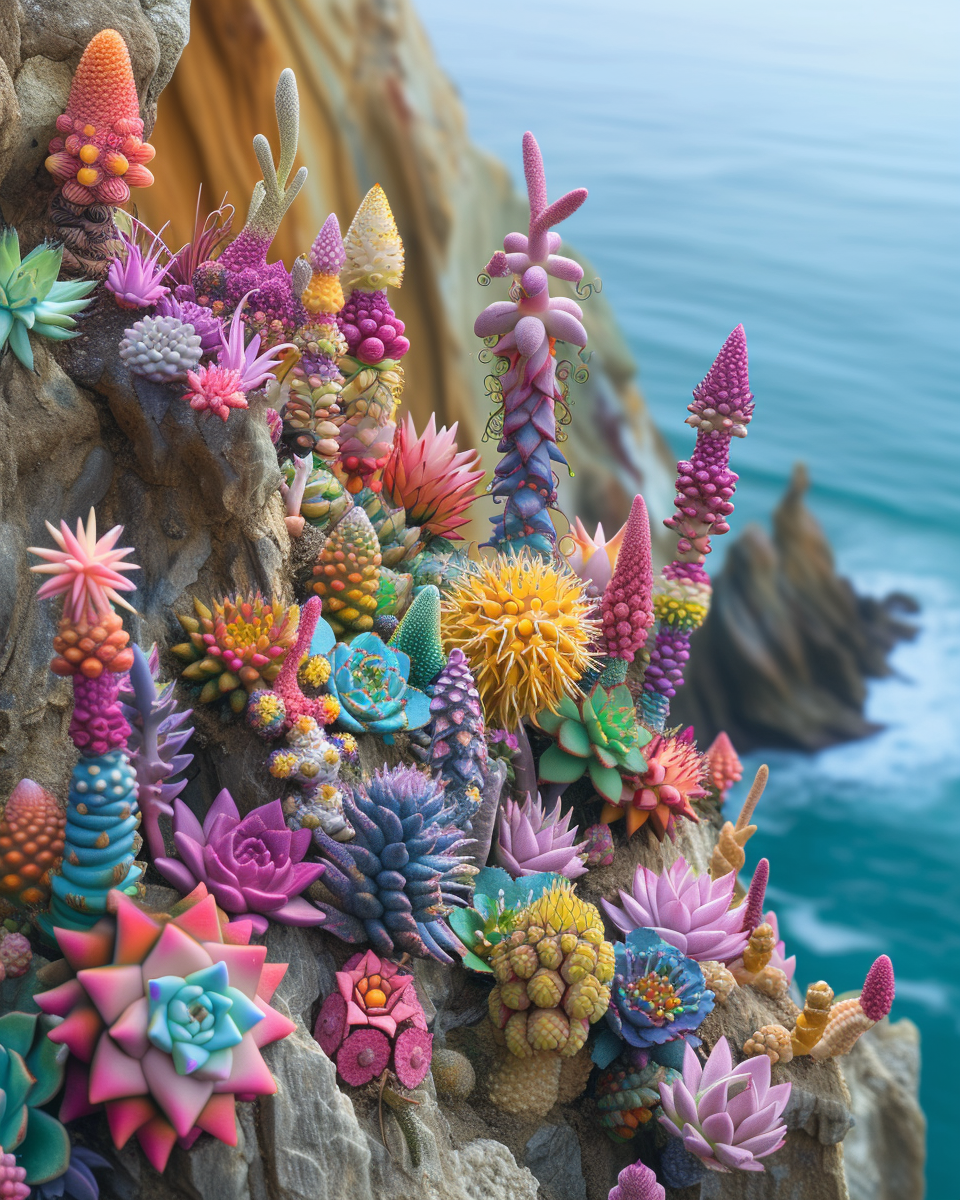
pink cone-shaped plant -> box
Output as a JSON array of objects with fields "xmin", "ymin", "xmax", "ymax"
[
  {"xmin": 659, "ymin": 1037, "xmax": 790, "ymax": 1173},
  {"xmin": 601, "ymin": 494, "xmax": 654, "ymax": 662},
  {"xmin": 706, "ymin": 732, "xmax": 742, "ymax": 800},
  {"xmin": 602, "ymin": 857, "xmax": 750, "ymax": 964},
  {"xmin": 608, "ymin": 1162, "xmax": 665, "ymax": 1200},
  {"xmin": 383, "ymin": 414, "xmax": 485, "ymax": 540},
  {"xmin": 155, "ymin": 791, "xmax": 324, "ymax": 933},
  {"xmin": 495, "ymin": 793, "xmax": 588, "ymax": 880}
]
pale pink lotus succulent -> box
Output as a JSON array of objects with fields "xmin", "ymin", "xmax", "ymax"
[
  {"xmin": 602, "ymin": 857, "xmax": 750, "ymax": 964},
  {"xmin": 495, "ymin": 793, "xmax": 588, "ymax": 880},
  {"xmin": 659, "ymin": 1037, "xmax": 790, "ymax": 1173}
]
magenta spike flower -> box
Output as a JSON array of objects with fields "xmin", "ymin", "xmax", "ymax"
[
  {"xmin": 155, "ymin": 790, "xmax": 325, "ymax": 933},
  {"xmin": 28, "ymin": 507, "xmax": 138, "ymax": 623},
  {"xmin": 608, "ymin": 1162, "xmax": 665, "ymax": 1200},
  {"xmin": 495, "ymin": 793, "xmax": 588, "ymax": 880},
  {"xmin": 601, "ymin": 494, "xmax": 654, "ymax": 662},
  {"xmin": 603, "ymin": 857, "xmax": 751, "ymax": 964},
  {"xmin": 859, "ymin": 954, "xmax": 895, "ymax": 1022},
  {"xmin": 182, "ymin": 364, "xmax": 248, "ymax": 422},
  {"xmin": 309, "ymin": 213, "xmax": 346, "ymax": 275},
  {"xmin": 105, "ymin": 225, "xmax": 171, "ymax": 310},
  {"xmin": 118, "ymin": 643, "xmax": 195, "ymax": 863},
  {"xmin": 659, "ymin": 1038, "xmax": 790, "ymax": 1173},
  {"xmin": 738, "ymin": 859, "xmax": 769, "ymax": 934},
  {"xmin": 473, "ymin": 132, "xmax": 588, "ymax": 556},
  {"xmin": 217, "ymin": 293, "xmax": 296, "ymax": 391},
  {"xmin": 685, "ymin": 324, "xmax": 755, "ymax": 440}
]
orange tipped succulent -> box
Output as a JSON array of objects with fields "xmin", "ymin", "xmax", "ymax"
[
  {"xmin": 383, "ymin": 414, "xmax": 485, "ymax": 541},
  {"xmin": 0, "ymin": 780, "xmax": 66, "ymax": 910},
  {"xmin": 45, "ymin": 29, "xmax": 156, "ymax": 208},
  {"xmin": 604, "ymin": 731, "xmax": 707, "ymax": 840}
]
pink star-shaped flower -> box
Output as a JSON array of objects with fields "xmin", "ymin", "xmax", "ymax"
[{"xmin": 28, "ymin": 507, "xmax": 139, "ymax": 623}]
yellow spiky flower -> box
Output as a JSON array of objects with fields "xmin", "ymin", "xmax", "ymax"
[
  {"xmin": 441, "ymin": 554, "xmax": 597, "ymax": 729},
  {"xmin": 341, "ymin": 184, "xmax": 404, "ymax": 293}
]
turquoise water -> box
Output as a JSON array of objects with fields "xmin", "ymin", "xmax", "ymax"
[{"xmin": 415, "ymin": 1, "xmax": 959, "ymax": 1193}]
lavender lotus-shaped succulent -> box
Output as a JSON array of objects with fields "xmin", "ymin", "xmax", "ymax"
[
  {"xmin": 155, "ymin": 791, "xmax": 324, "ymax": 933},
  {"xmin": 658, "ymin": 1037, "xmax": 790, "ymax": 1173},
  {"xmin": 327, "ymin": 633, "xmax": 431, "ymax": 737},
  {"xmin": 495, "ymin": 793, "xmax": 588, "ymax": 880},
  {"xmin": 602, "ymin": 857, "xmax": 750, "ymax": 964}
]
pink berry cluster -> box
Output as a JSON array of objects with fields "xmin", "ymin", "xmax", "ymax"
[{"xmin": 338, "ymin": 289, "xmax": 410, "ymax": 365}]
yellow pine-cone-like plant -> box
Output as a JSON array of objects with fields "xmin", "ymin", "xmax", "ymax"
[
  {"xmin": 487, "ymin": 1049, "xmax": 562, "ymax": 1119},
  {"xmin": 340, "ymin": 183, "xmax": 404, "ymax": 293},
  {"xmin": 743, "ymin": 1025, "xmax": 794, "ymax": 1065},
  {"xmin": 708, "ymin": 764, "xmax": 768, "ymax": 881},
  {"xmin": 730, "ymin": 922, "xmax": 776, "ymax": 983},
  {"xmin": 311, "ymin": 507, "xmax": 382, "ymax": 637},
  {"xmin": 487, "ymin": 881, "xmax": 613, "ymax": 1071},
  {"xmin": 791, "ymin": 980, "xmax": 835, "ymax": 1056},
  {"xmin": 441, "ymin": 554, "xmax": 597, "ymax": 729}
]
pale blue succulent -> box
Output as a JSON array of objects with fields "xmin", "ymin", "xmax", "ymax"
[
  {"xmin": 0, "ymin": 228, "xmax": 96, "ymax": 370},
  {"xmin": 327, "ymin": 632, "xmax": 431, "ymax": 738},
  {"xmin": 147, "ymin": 960, "xmax": 263, "ymax": 1079}
]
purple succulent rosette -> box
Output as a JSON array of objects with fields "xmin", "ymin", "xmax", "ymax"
[{"xmin": 156, "ymin": 790, "xmax": 324, "ymax": 933}]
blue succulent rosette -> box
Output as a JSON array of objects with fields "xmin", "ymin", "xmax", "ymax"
[
  {"xmin": 327, "ymin": 632, "xmax": 431, "ymax": 738},
  {"xmin": 593, "ymin": 928, "xmax": 714, "ymax": 1069}
]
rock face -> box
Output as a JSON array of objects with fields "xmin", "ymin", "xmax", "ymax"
[{"xmin": 672, "ymin": 465, "xmax": 918, "ymax": 751}]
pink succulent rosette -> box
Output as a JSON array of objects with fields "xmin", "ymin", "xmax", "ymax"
[
  {"xmin": 35, "ymin": 887, "xmax": 296, "ymax": 1173},
  {"xmin": 156, "ymin": 791, "xmax": 324, "ymax": 934}
]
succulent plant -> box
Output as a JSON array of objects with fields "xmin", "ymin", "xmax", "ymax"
[
  {"xmin": 0, "ymin": 780, "xmax": 65, "ymax": 911},
  {"xmin": 357, "ymin": 487, "xmax": 424, "ymax": 568},
  {"xmin": 537, "ymin": 683, "xmax": 650, "ymax": 805},
  {"xmin": 383, "ymin": 414, "xmax": 484, "ymax": 541},
  {"xmin": 311, "ymin": 508, "xmax": 383, "ymax": 637},
  {"xmin": 387, "ymin": 584, "xmax": 446, "ymax": 689},
  {"xmin": 705, "ymin": 731, "xmax": 742, "ymax": 799},
  {"xmin": 495, "ymin": 794, "xmax": 587, "ymax": 880},
  {"xmin": 658, "ymin": 1037, "xmax": 790, "ymax": 1173},
  {"xmin": 155, "ymin": 791, "xmax": 324, "ymax": 933},
  {"xmin": 442, "ymin": 554, "xmax": 597, "ymax": 730},
  {"xmin": 0, "ymin": 231, "xmax": 96, "ymax": 369},
  {"xmin": 36, "ymin": 887, "xmax": 296, "ymax": 1172},
  {"xmin": 29, "ymin": 509, "xmax": 138, "ymax": 629},
  {"xmin": 607, "ymin": 1161, "xmax": 666, "ymax": 1200},
  {"xmin": 269, "ymin": 715, "xmax": 352, "ymax": 842},
  {"xmin": 601, "ymin": 495, "xmax": 655, "ymax": 663},
  {"xmin": 280, "ymin": 458, "xmax": 349, "ymax": 531},
  {"xmin": 119, "ymin": 314, "xmax": 203, "ymax": 382},
  {"xmin": 0, "ymin": 1011, "xmax": 70, "ymax": 1185},
  {"xmin": 104, "ymin": 225, "xmax": 171, "ymax": 309},
  {"xmin": 310, "ymin": 765, "xmax": 471, "ymax": 963},
  {"xmin": 595, "ymin": 1054, "xmax": 678, "ymax": 1142},
  {"xmin": 607, "ymin": 730, "xmax": 707, "ymax": 839},
  {"xmin": 487, "ymin": 879, "xmax": 614, "ymax": 1060},
  {"xmin": 302, "ymin": 212, "xmax": 346, "ymax": 315},
  {"xmin": 313, "ymin": 950, "xmax": 431, "ymax": 1089},
  {"xmin": 594, "ymin": 929, "xmax": 714, "ymax": 1066},
  {"xmin": 418, "ymin": 647, "xmax": 487, "ymax": 830},
  {"xmin": 448, "ymin": 867, "xmax": 562, "ymax": 973},
  {"xmin": 31, "ymin": 1145, "xmax": 111, "ymax": 1200},
  {"xmin": 809, "ymin": 955, "xmax": 896, "ymax": 1060},
  {"xmin": 215, "ymin": 293, "xmax": 295, "ymax": 392},
  {"xmin": 602, "ymin": 857, "xmax": 750, "ymax": 964},
  {"xmin": 326, "ymin": 633, "xmax": 431, "ymax": 737},
  {"xmin": 155, "ymin": 293, "xmax": 223, "ymax": 355},
  {"xmin": 165, "ymin": 189, "xmax": 234, "ymax": 289},
  {"xmin": 182, "ymin": 364, "xmax": 248, "ymax": 421},
  {"xmin": 564, "ymin": 516, "xmax": 626, "ymax": 597},
  {"xmin": 172, "ymin": 594, "xmax": 299, "ymax": 713},
  {"xmin": 280, "ymin": 375, "xmax": 344, "ymax": 464},
  {"xmin": 581, "ymin": 822, "xmax": 615, "ymax": 868}
]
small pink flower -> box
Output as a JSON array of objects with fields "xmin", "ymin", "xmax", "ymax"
[
  {"xmin": 183, "ymin": 364, "xmax": 248, "ymax": 422},
  {"xmin": 337, "ymin": 950, "xmax": 421, "ymax": 1039},
  {"xmin": 336, "ymin": 1028, "xmax": 391, "ymax": 1087},
  {"xmin": 393, "ymin": 1027, "xmax": 432, "ymax": 1089}
]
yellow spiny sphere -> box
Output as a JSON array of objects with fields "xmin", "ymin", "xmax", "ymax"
[
  {"xmin": 301, "ymin": 270, "xmax": 344, "ymax": 315},
  {"xmin": 441, "ymin": 554, "xmax": 597, "ymax": 729}
]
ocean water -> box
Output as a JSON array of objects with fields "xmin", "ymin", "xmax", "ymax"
[{"xmin": 414, "ymin": 1, "xmax": 960, "ymax": 1193}]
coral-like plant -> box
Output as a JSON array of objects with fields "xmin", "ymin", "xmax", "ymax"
[
  {"xmin": 311, "ymin": 508, "xmax": 382, "ymax": 637},
  {"xmin": 417, "ymin": 646, "xmax": 488, "ymax": 830},
  {"xmin": 0, "ymin": 780, "xmax": 66, "ymax": 910},
  {"xmin": 118, "ymin": 644, "xmax": 194, "ymax": 863},
  {"xmin": 0, "ymin": 232, "xmax": 96, "ymax": 369},
  {"xmin": 596, "ymin": 1055, "xmax": 677, "ymax": 1143},
  {"xmin": 248, "ymin": 597, "xmax": 340, "ymax": 737},
  {"xmin": 743, "ymin": 1025, "xmax": 794, "ymax": 1065},
  {"xmin": 172, "ymin": 594, "xmax": 299, "ymax": 713},
  {"xmin": 607, "ymin": 1161, "xmax": 666, "ymax": 1200},
  {"xmin": 37, "ymin": 888, "xmax": 296, "ymax": 1172},
  {"xmin": 488, "ymin": 879, "xmax": 613, "ymax": 1060},
  {"xmin": 309, "ymin": 765, "xmax": 471, "ymax": 963},
  {"xmin": 155, "ymin": 790, "xmax": 324, "ymax": 932},
  {"xmin": 474, "ymin": 132, "xmax": 588, "ymax": 555},
  {"xmin": 705, "ymin": 731, "xmax": 742, "ymax": 800},
  {"xmin": 708, "ymin": 764, "xmax": 767, "ymax": 881},
  {"xmin": 602, "ymin": 857, "xmax": 750, "ymax": 964},
  {"xmin": 442, "ymin": 554, "xmax": 596, "ymax": 729},
  {"xmin": 495, "ymin": 794, "xmax": 587, "ymax": 880},
  {"xmin": 104, "ymin": 225, "xmax": 171, "ymax": 309},
  {"xmin": 383, "ymin": 414, "xmax": 485, "ymax": 541},
  {"xmin": 119, "ymin": 314, "xmax": 203, "ymax": 383},
  {"xmin": 537, "ymin": 683, "xmax": 649, "ymax": 806},
  {"xmin": 326, "ymin": 633, "xmax": 431, "ymax": 737},
  {"xmin": 597, "ymin": 929, "xmax": 714, "ymax": 1062},
  {"xmin": 0, "ymin": 932, "xmax": 33, "ymax": 979},
  {"xmin": 658, "ymin": 1037, "xmax": 790, "ymax": 1173},
  {"xmin": 0, "ymin": 1012, "xmax": 70, "ymax": 1186},
  {"xmin": 607, "ymin": 731, "xmax": 707, "ymax": 840},
  {"xmin": 313, "ymin": 950, "xmax": 431, "ymax": 1088},
  {"xmin": 790, "ymin": 980, "xmax": 834, "ymax": 1056},
  {"xmin": 270, "ymin": 715, "xmax": 351, "ymax": 842},
  {"xmin": 809, "ymin": 955, "xmax": 895, "ymax": 1060},
  {"xmin": 182, "ymin": 365, "xmax": 247, "ymax": 421},
  {"xmin": 600, "ymin": 495, "xmax": 654, "ymax": 664}
]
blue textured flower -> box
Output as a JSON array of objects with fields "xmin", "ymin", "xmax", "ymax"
[
  {"xmin": 327, "ymin": 633, "xmax": 431, "ymax": 737},
  {"xmin": 147, "ymin": 960, "xmax": 263, "ymax": 1079},
  {"xmin": 606, "ymin": 928, "xmax": 714, "ymax": 1052}
]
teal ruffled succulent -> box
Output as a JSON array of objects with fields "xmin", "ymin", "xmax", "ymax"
[
  {"xmin": 147, "ymin": 960, "xmax": 264, "ymax": 1078},
  {"xmin": 0, "ymin": 230, "xmax": 96, "ymax": 370},
  {"xmin": 0, "ymin": 1011, "xmax": 70, "ymax": 1185},
  {"xmin": 327, "ymin": 632, "xmax": 431, "ymax": 738},
  {"xmin": 537, "ymin": 683, "xmax": 651, "ymax": 804},
  {"xmin": 448, "ymin": 867, "xmax": 562, "ymax": 973}
]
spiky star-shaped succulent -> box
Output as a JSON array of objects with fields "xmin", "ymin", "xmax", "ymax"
[{"xmin": 28, "ymin": 507, "xmax": 139, "ymax": 623}]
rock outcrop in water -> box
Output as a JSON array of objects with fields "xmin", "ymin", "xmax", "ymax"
[{"xmin": 672, "ymin": 465, "xmax": 918, "ymax": 752}]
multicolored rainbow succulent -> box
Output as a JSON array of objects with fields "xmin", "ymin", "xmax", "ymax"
[{"xmin": 36, "ymin": 888, "xmax": 295, "ymax": 1173}]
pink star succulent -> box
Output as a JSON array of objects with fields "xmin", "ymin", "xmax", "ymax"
[
  {"xmin": 564, "ymin": 516, "xmax": 626, "ymax": 595},
  {"xmin": 383, "ymin": 413, "xmax": 485, "ymax": 540},
  {"xmin": 28, "ymin": 508, "xmax": 138, "ymax": 623},
  {"xmin": 183, "ymin": 364, "xmax": 248, "ymax": 422}
]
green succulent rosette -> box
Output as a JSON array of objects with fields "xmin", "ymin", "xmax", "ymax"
[
  {"xmin": 0, "ymin": 1011, "xmax": 70, "ymax": 1184},
  {"xmin": 448, "ymin": 868, "xmax": 562, "ymax": 973}
]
